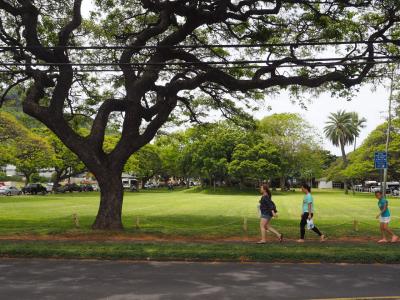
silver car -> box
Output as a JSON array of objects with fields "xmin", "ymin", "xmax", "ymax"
[{"xmin": 0, "ymin": 186, "xmax": 22, "ymax": 196}]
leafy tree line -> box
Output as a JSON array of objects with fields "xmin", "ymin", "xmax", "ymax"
[
  {"xmin": 1, "ymin": 109, "xmax": 332, "ymax": 189},
  {"xmin": 324, "ymin": 107, "xmax": 400, "ymax": 185}
]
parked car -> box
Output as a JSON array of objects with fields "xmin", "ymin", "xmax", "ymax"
[
  {"xmin": 370, "ymin": 185, "xmax": 394, "ymax": 194},
  {"xmin": 45, "ymin": 183, "xmax": 54, "ymax": 193},
  {"xmin": 21, "ymin": 183, "xmax": 47, "ymax": 195},
  {"xmin": 80, "ymin": 184, "xmax": 94, "ymax": 192},
  {"xmin": 144, "ymin": 183, "xmax": 155, "ymax": 189},
  {"xmin": 55, "ymin": 183, "xmax": 83, "ymax": 193},
  {"xmin": 0, "ymin": 186, "xmax": 22, "ymax": 196}
]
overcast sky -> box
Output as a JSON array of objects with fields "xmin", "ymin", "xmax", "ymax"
[
  {"xmin": 80, "ymin": 1, "xmax": 391, "ymax": 156},
  {"xmin": 257, "ymin": 85, "xmax": 391, "ymax": 156}
]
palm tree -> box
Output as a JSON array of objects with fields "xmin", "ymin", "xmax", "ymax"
[
  {"xmin": 350, "ymin": 112, "xmax": 367, "ymax": 151},
  {"xmin": 324, "ymin": 110, "xmax": 358, "ymax": 194}
]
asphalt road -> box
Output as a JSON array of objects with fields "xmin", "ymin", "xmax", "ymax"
[{"xmin": 0, "ymin": 259, "xmax": 399, "ymax": 300}]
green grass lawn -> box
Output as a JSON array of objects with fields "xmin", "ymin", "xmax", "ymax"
[
  {"xmin": 0, "ymin": 188, "xmax": 399, "ymax": 262},
  {"xmin": 0, "ymin": 188, "xmax": 398, "ymax": 240}
]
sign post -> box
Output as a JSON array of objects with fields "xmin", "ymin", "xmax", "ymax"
[
  {"xmin": 381, "ymin": 68, "xmax": 394, "ymax": 198},
  {"xmin": 374, "ymin": 152, "xmax": 388, "ymax": 195}
]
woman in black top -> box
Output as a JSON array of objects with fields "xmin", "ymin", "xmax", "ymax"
[{"xmin": 257, "ymin": 184, "xmax": 283, "ymax": 243}]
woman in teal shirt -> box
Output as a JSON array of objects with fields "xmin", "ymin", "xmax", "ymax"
[
  {"xmin": 297, "ymin": 183, "xmax": 326, "ymax": 243},
  {"xmin": 375, "ymin": 191, "xmax": 398, "ymax": 243}
]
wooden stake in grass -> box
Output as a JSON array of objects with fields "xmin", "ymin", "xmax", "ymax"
[
  {"xmin": 136, "ymin": 216, "xmax": 140, "ymax": 229},
  {"xmin": 243, "ymin": 217, "xmax": 248, "ymax": 236},
  {"xmin": 72, "ymin": 213, "xmax": 80, "ymax": 228},
  {"xmin": 353, "ymin": 220, "xmax": 359, "ymax": 232}
]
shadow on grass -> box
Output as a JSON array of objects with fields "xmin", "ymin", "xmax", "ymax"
[{"xmin": 186, "ymin": 187, "xmax": 263, "ymax": 195}]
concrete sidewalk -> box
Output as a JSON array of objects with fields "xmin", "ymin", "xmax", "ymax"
[{"xmin": 0, "ymin": 259, "xmax": 399, "ymax": 299}]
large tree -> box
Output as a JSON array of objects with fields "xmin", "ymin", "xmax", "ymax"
[
  {"xmin": 228, "ymin": 142, "xmax": 280, "ymax": 187},
  {"xmin": 0, "ymin": 111, "xmax": 27, "ymax": 165},
  {"xmin": 0, "ymin": 1, "xmax": 399, "ymax": 229},
  {"xmin": 324, "ymin": 110, "xmax": 359, "ymax": 193},
  {"xmin": 258, "ymin": 113, "xmax": 322, "ymax": 189},
  {"xmin": 0, "ymin": 111, "xmax": 54, "ymax": 183},
  {"xmin": 40, "ymin": 129, "xmax": 86, "ymax": 187}
]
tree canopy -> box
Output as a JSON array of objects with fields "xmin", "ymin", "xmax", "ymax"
[{"xmin": 326, "ymin": 118, "xmax": 400, "ymax": 182}]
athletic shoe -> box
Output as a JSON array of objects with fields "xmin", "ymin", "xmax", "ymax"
[
  {"xmin": 296, "ymin": 239, "xmax": 305, "ymax": 243},
  {"xmin": 378, "ymin": 239, "xmax": 388, "ymax": 243},
  {"xmin": 256, "ymin": 240, "xmax": 266, "ymax": 244},
  {"xmin": 391, "ymin": 235, "xmax": 399, "ymax": 243},
  {"xmin": 320, "ymin": 235, "xmax": 327, "ymax": 242}
]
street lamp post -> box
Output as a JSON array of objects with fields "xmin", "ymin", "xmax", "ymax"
[{"xmin": 383, "ymin": 67, "xmax": 395, "ymax": 197}]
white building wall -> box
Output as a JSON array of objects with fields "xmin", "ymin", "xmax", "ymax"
[
  {"xmin": 5, "ymin": 165, "xmax": 17, "ymax": 176},
  {"xmin": 318, "ymin": 180, "xmax": 333, "ymax": 189}
]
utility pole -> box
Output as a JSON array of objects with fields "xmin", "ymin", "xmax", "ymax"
[{"xmin": 383, "ymin": 66, "xmax": 395, "ymax": 197}]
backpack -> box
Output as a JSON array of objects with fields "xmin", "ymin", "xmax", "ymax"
[{"xmin": 270, "ymin": 199, "xmax": 277, "ymax": 213}]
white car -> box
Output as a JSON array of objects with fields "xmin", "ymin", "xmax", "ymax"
[
  {"xmin": 46, "ymin": 183, "xmax": 54, "ymax": 193},
  {"xmin": 0, "ymin": 186, "xmax": 22, "ymax": 196},
  {"xmin": 370, "ymin": 186, "xmax": 381, "ymax": 193}
]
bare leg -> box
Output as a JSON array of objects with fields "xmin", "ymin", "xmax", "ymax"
[
  {"xmin": 383, "ymin": 224, "xmax": 396, "ymax": 237},
  {"xmin": 259, "ymin": 218, "xmax": 267, "ymax": 242},
  {"xmin": 378, "ymin": 223, "xmax": 387, "ymax": 242},
  {"xmin": 265, "ymin": 221, "xmax": 281, "ymax": 238}
]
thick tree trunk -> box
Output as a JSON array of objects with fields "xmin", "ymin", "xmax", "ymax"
[
  {"xmin": 92, "ymin": 172, "xmax": 124, "ymax": 230},
  {"xmin": 52, "ymin": 170, "xmax": 62, "ymax": 188},
  {"xmin": 23, "ymin": 172, "xmax": 31, "ymax": 185},
  {"xmin": 186, "ymin": 176, "xmax": 190, "ymax": 189},
  {"xmin": 280, "ymin": 177, "xmax": 285, "ymax": 191}
]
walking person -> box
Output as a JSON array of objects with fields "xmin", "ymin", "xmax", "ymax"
[
  {"xmin": 375, "ymin": 191, "xmax": 398, "ymax": 243},
  {"xmin": 297, "ymin": 183, "xmax": 326, "ymax": 243},
  {"xmin": 257, "ymin": 183, "xmax": 283, "ymax": 243}
]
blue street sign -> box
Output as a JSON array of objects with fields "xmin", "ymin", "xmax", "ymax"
[{"xmin": 374, "ymin": 152, "xmax": 387, "ymax": 169}]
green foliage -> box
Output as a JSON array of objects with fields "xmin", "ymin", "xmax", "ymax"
[
  {"xmin": 13, "ymin": 133, "xmax": 54, "ymax": 183},
  {"xmin": 187, "ymin": 122, "xmax": 253, "ymax": 184},
  {"xmin": 325, "ymin": 118, "xmax": 400, "ymax": 182},
  {"xmin": 324, "ymin": 110, "xmax": 359, "ymax": 148},
  {"xmin": 228, "ymin": 143, "xmax": 280, "ymax": 184},
  {"xmin": 0, "ymin": 111, "xmax": 54, "ymax": 182},
  {"xmin": 258, "ymin": 113, "xmax": 324, "ymax": 183},
  {"xmin": 0, "ymin": 173, "xmax": 24, "ymax": 182},
  {"xmin": 29, "ymin": 173, "xmax": 49, "ymax": 184},
  {"xmin": 134, "ymin": 145, "xmax": 162, "ymax": 182},
  {"xmin": 34, "ymin": 128, "xmax": 86, "ymax": 185}
]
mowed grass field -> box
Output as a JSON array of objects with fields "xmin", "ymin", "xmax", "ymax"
[{"xmin": 0, "ymin": 188, "xmax": 399, "ymax": 240}]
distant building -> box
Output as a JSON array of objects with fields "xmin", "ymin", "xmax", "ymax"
[
  {"xmin": 317, "ymin": 178, "xmax": 345, "ymax": 189},
  {"xmin": 4, "ymin": 165, "xmax": 17, "ymax": 176},
  {"xmin": 317, "ymin": 178, "xmax": 333, "ymax": 189},
  {"xmin": 2, "ymin": 165, "xmax": 54, "ymax": 179},
  {"xmin": 38, "ymin": 168, "xmax": 55, "ymax": 179}
]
